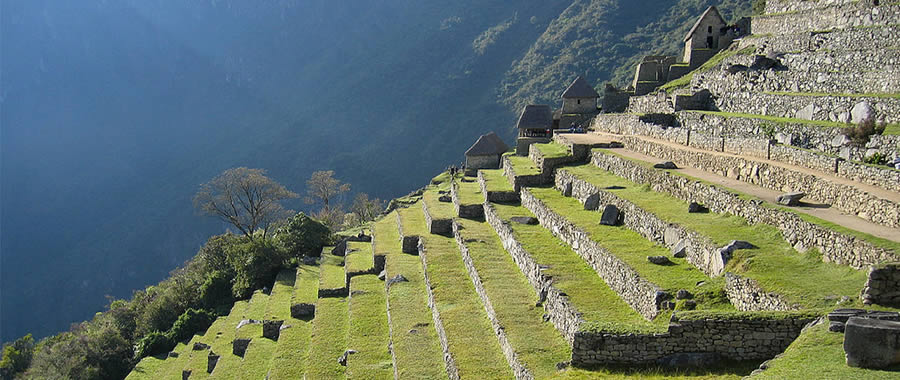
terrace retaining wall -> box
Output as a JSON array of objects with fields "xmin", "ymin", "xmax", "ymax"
[
  {"xmin": 478, "ymin": 171, "xmax": 519, "ymax": 203},
  {"xmin": 417, "ymin": 237, "xmax": 461, "ymax": 380},
  {"xmin": 422, "ymin": 200, "xmax": 452, "ymax": 236}
]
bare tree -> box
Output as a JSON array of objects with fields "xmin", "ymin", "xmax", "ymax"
[
  {"xmin": 304, "ymin": 170, "xmax": 350, "ymax": 212},
  {"xmin": 350, "ymin": 193, "xmax": 385, "ymax": 224},
  {"xmin": 193, "ymin": 167, "xmax": 298, "ymax": 240}
]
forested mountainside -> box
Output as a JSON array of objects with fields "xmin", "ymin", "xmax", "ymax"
[{"xmin": 0, "ymin": 0, "xmax": 750, "ymax": 343}]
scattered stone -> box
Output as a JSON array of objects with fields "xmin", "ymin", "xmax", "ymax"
[
  {"xmin": 676, "ymin": 289, "xmax": 694, "ymax": 300},
  {"xmin": 829, "ymin": 321, "xmax": 846, "ymax": 332},
  {"xmin": 725, "ymin": 64, "xmax": 749, "ymax": 74},
  {"xmin": 599, "ymin": 205, "xmax": 619, "ymax": 226},
  {"xmin": 653, "ymin": 161, "xmax": 678, "ymax": 169},
  {"xmin": 583, "ymin": 193, "xmax": 601, "ymax": 210},
  {"xmin": 648, "ymin": 256, "xmax": 672, "ymax": 265},
  {"xmin": 192, "ymin": 342, "xmax": 209, "ymax": 351},
  {"xmin": 332, "ymin": 239, "xmax": 347, "ymax": 256},
  {"xmin": 672, "ymin": 240, "xmax": 687, "ymax": 258},
  {"xmin": 796, "ymin": 104, "xmax": 818, "ymax": 121},
  {"xmin": 556, "ymin": 361, "xmax": 570, "ymax": 370},
  {"xmin": 727, "ymin": 240, "xmax": 757, "ymax": 250},
  {"xmin": 776, "ymin": 192, "xmax": 805, "ymax": 206},
  {"xmin": 263, "ymin": 320, "xmax": 284, "ymax": 341},
  {"xmin": 603, "ymin": 185, "xmax": 625, "ymax": 190},
  {"xmin": 291, "ymin": 303, "xmax": 315, "ymax": 319},
  {"xmin": 338, "ymin": 350, "xmax": 358, "ymax": 366},
  {"xmin": 438, "ymin": 195, "xmax": 452, "ymax": 202},
  {"xmin": 387, "ymin": 274, "xmax": 409, "ymax": 286},
  {"xmin": 851, "ymin": 102, "xmax": 874, "ymax": 124},
  {"xmin": 687, "ymin": 202, "xmax": 708, "ymax": 213},
  {"xmin": 831, "ymin": 134, "xmax": 850, "ymax": 147},
  {"xmin": 232, "ymin": 338, "xmax": 251, "ymax": 357},
  {"xmin": 168, "ymin": 351, "xmax": 179, "ymax": 358},
  {"xmin": 749, "ymin": 55, "xmax": 780, "ymax": 70},
  {"xmin": 377, "ymin": 270, "xmax": 386, "ymax": 281},
  {"xmin": 510, "ymin": 216, "xmax": 539, "ymax": 225},
  {"xmin": 302, "ymin": 255, "xmax": 317, "ymax": 265},
  {"xmin": 235, "ymin": 319, "xmax": 260, "ymax": 330},
  {"xmin": 774, "ymin": 132, "xmax": 793, "ymax": 145},
  {"xmin": 844, "ymin": 317, "xmax": 900, "ymax": 369},
  {"xmin": 207, "ymin": 351, "xmax": 219, "ymax": 373}
]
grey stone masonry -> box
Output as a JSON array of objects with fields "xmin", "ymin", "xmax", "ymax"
[
  {"xmin": 738, "ymin": 25, "xmax": 900, "ymax": 56},
  {"xmin": 764, "ymin": 0, "xmax": 855, "ymax": 14},
  {"xmin": 478, "ymin": 170, "xmax": 519, "ymax": 203},
  {"xmin": 483, "ymin": 202, "xmax": 586, "ymax": 343},
  {"xmin": 520, "ymin": 188, "xmax": 667, "ymax": 320},
  {"xmin": 713, "ymin": 91, "xmax": 900, "ymax": 125},
  {"xmin": 724, "ymin": 273, "xmax": 797, "ymax": 311},
  {"xmin": 451, "ymin": 181, "xmax": 484, "ymax": 219},
  {"xmin": 753, "ymin": 2, "xmax": 900, "ymax": 35},
  {"xmin": 618, "ymin": 136, "xmax": 900, "ymax": 229},
  {"xmin": 416, "ymin": 236, "xmax": 461, "ymax": 380},
  {"xmin": 627, "ymin": 92, "xmax": 675, "ymax": 115},
  {"xmin": 572, "ymin": 312, "xmax": 816, "ymax": 366},
  {"xmin": 396, "ymin": 212, "xmax": 420, "ymax": 254},
  {"xmin": 589, "ymin": 149, "xmax": 899, "ymax": 269},
  {"xmin": 422, "ymin": 200, "xmax": 452, "ymax": 236},
  {"xmin": 452, "ymin": 221, "xmax": 533, "ymax": 380},
  {"xmin": 502, "ymin": 155, "xmax": 545, "ymax": 193},
  {"xmin": 862, "ymin": 262, "xmax": 900, "ymax": 307}
]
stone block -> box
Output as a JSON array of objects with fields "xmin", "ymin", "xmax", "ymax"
[
  {"xmin": 648, "ymin": 256, "xmax": 672, "ymax": 265},
  {"xmin": 688, "ymin": 202, "xmax": 708, "ymax": 213},
  {"xmin": 183, "ymin": 370, "xmax": 192, "ymax": 380},
  {"xmin": 332, "ymin": 239, "xmax": 348, "ymax": 256},
  {"xmin": 510, "ymin": 216, "xmax": 538, "ymax": 225},
  {"xmin": 207, "ymin": 351, "xmax": 220, "ymax": 373},
  {"xmin": 599, "ymin": 205, "xmax": 619, "ymax": 226},
  {"xmin": 776, "ymin": 192, "xmax": 805, "ymax": 206},
  {"xmin": 232, "ymin": 338, "xmax": 251, "ymax": 357},
  {"xmin": 844, "ymin": 317, "xmax": 900, "ymax": 369},
  {"xmin": 653, "ymin": 161, "xmax": 678, "ymax": 169},
  {"xmin": 584, "ymin": 193, "xmax": 601, "ymax": 210},
  {"xmin": 851, "ymin": 102, "xmax": 874, "ymax": 124},
  {"xmin": 263, "ymin": 320, "xmax": 284, "ymax": 341},
  {"xmin": 291, "ymin": 303, "xmax": 315, "ymax": 319}
]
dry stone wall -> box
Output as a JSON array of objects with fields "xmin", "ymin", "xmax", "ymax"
[
  {"xmin": 416, "ymin": 237, "xmax": 460, "ymax": 380},
  {"xmin": 724, "ymin": 273, "xmax": 797, "ymax": 311},
  {"xmin": 478, "ymin": 171, "xmax": 519, "ymax": 203},
  {"xmin": 452, "ymin": 221, "xmax": 532, "ymax": 380},
  {"xmin": 627, "ymin": 93, "xmax": 675, "ymax": 114},
  {"xmin": 862, "ymin": 262, "xmax": 900, "ymax": 306},
  {"xmin": 396, "ymin": 212, "xmax": 420, "ymax": 254},
  {"xmin": 764, "ymin": 0, "xmax": 856, "ymax": 14},
  {"xmin": 502, "ymin": 155, "xmax": 546, "ymax": 192},
  {"xmin": 422, "ymin": 200, "xmax": 452, "ymax": 236},
  {"xmin": 753, "ymin": 2, "xmax": 900, "ymax": 35},
  {"xmin": 520, "ymin": 188, "xmax": 666, "ymax": 320},
  {"xmin": 572, "ymin": 313, "xmax": 815, "ymax": 365},
  {"xmin": 451, "ymin": 182, "xmax": 484, "ymax": 219},
  {"xmin": 589, "ymin": 150, "xmax": 899, "ymax": 268},
  {"xmin": 714, "ymin": 92, "xmax": 900, "ymax": 125},
  {"xmin": 738, "ymin": 25, "xmax": 900, "ymax": 56}
]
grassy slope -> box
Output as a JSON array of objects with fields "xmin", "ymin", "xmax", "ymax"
[
  {"xmin": 346, "ymin": 274, "xmax": 394, "ymax": 379},
  {"xmin": 398, "ymin": 202, "xmax": 514, "ymax": 379},
  {"xmin": 505, "ymin": 154, "xmax": 542, "ymax": 176},
  {"xmin": 191, "ymin": 300, "xmax": 250, "ymax": 379},
  {"xmin": 527, "ymin": 186, "xmax": 731, "ymax": 311},
  {"xmin": 306, "ymin": 297, "xmax": 349, "ymax": 379},
  {"xmin": 346, "ymin": 241, "xmax": 375, "ymax": 274},
  {"xmin": 455, "ymin": 177, "xmax": 485, "ymax": 205},
  {"xmin": 374, "ymin": 213, "xmax": 446, "ymax": 379},
  {"xmin": 267, "ymin": 264, "xmax": 319, "ymax": 380},
  {"xmin": 320, "ymin": 253, "xmax": 347, "ymax": 291},
  {"xmin": 566, "ymin": 161, "xmax": 868, "ymax": 308},
  {"xmin": 481, "ymin": 169, "xmax": 514, "ymax": 192},
  {"xmin": 422, "ymin": 182, "xmax": 456, "ymax": 220},
  {"xmin": 455, "ymin": 217, "xmax": 571, "ymax": 378},
  {"xmin": 534, "ymin": 142, "xmax": 570, "ymax": 159}
]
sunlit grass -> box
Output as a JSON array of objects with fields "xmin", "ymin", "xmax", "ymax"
[{"xmin": 346, "ymin": 274, "xmax": 393, "ymax": 379}]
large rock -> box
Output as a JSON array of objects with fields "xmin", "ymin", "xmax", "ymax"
[
  {"xmin": 653, "ymin": 161, "xmax": 678, "ymax": 169},
  {"xmin": 263, "ymin": 320, "xmax": 284, "ymax": 341},
  {"xmin": 851, "ymin": 102, "xmax": 874, "ymax": 124},
  {"xmin": 291, "ymin": 303, "xmax": 315, "ymax": 319},
  {"xmin": 796, "ymin": 104, "xmax": 818, "ymax": 120},
  {"xmin": 232, "ymin": 338, "xmax": 251, "ymax": 357},
  {"xmin": 776, "ymin": 192, "xmax": 805, "ymax": 206},
  {"xmin": 207, "ymin": 351, "xmax": 220, "ymax": 373},
  {"xmin": 599, "ymin": 205, "xmax": 619, "ymax": 226},
  {"xmin": 583, "ymin": 193, "xmax": 601, "ymax": 210},
  {"xmin": 672, "ymin": 240, "xmax": 687, "ymax": 258},
  {"xmin": 844, "ymin": 317, "xmax": 900, "ymax": 369},
  {"xmin": 648, "ymin": 256, "xmax": 672, "ymax": 265},
  {"xmin": 827, "ymin": 308, "xmax": 900, "ymax": 332},
  {"xmin": 510, "ymin": 216, "xmax": 538, "ymax": 225},
  {"xmin": 688, "ymin": 202, "xmax": 708, "ymax": 213}
]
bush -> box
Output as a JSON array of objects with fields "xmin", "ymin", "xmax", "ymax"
[
  {"xmin": 168, "ymin": 309, "xmax": 216, "ymax": 343},
  {"xmin": 200, "ymin": 271, "xmax": 233, "ymax": 311},
  {"xmin": 227, "ymin": 239, "xmax": 286, "ymax": 298},
  {"xmin": 842, "ymin": 118, "xmax": 886, "ymax": 148},
  {"xmin": 1, "ymin": 334, "xmax": 34, "ymax": 379},
  {"xmin": 134, "ymin": 331, "xmax": 172, "ymax": 359},
  {"xmin": 275, "ymin": 212, "xmax": 331, "ymax": 258}
]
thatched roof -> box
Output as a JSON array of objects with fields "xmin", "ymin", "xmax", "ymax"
[
  {"xmin": 516, "ymin": 105, "xmax": 553, "ymax": 129},
  {"xmin": 561, "ymin": 76, "xmax": 600, "ymax": 99},
  {"xmin": 465, "ymin": 132, "xmax": 509, "ymax": 156},
  {"xmin": 683, "ymin": 6, "xmax": 725, "ymax": 42}
]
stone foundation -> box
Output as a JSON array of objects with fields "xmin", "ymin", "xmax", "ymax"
[{"xmin": 862, "ymin": 262, "xmax": 900, "ymax": 307}]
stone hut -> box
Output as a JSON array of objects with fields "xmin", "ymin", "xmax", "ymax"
[
  {"xmin": 682, "ymin": 6, "xmax": 728, "ymax": 68},
  {"xmin": 465, "ymin": 131, "xmax": 509, "ymax": 170},
  {"xmin": 561, "ymin": 76, "xmax": 601, "ymax": 114},
  {"xmin": 515, "ymin": 104, "xmax": 553, "ymax": 155}
]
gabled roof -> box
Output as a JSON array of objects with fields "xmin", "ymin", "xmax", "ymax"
[
  {"xmin": 516, "ymin": 105, "xmax": 553, "ymax": 129},
  {"xmin": 561, "ymin": 76, "xmax": 600, "ymax": 99},
  {"xmin": 465, "ymin": 132, "xmax": 509, "ymax": 156},
  {"xmin": 683, "ymin": 6, "xmax": 725, "ymax": 42}
]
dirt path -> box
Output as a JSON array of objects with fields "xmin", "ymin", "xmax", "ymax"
[{"xmin": 561, "ymin": 132, "xmax": 900, "ymax": 242}]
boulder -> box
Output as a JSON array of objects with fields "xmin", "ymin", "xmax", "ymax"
[
  {"xmin": 562, "ymin": 182, "xmax": 573, "ymax": 197},
  {"xmin": 232, "ymin": 338, "xmax": 251, "ymax": 357},
  {"xmin": 263, "ymin": 320, "xmax": 285, "ymax": 341},
  {"xmin": 796, "ymin": 104, "xmax": 818, "ymax": 121},
  {"xmin": 827, "ymin": 309, "xmax": 900, "ymax": 332},
  {"xmin": 775, "ymin": 132, "xmax": 793, "ymax": 145},
  {"xmin": 438, "ymin": 195, "xmax": 452, "ymax": 202},
  {"xmin": 844, "ymin": 317, "xmax": 900, "ymax": 368},
  {"xmin": 672, "ymin": 240, "xmax": 687, "ymax": 258},
  {"xmin": 583, "ymin": 193, "xmax": 601, "ymax": 210},
  {"xmin": 207, "ymin": 352, "xmax": 220, "ymax": 373},
  {"xmin": 851, "ymin": 102, "xmax": 874, "ymax": 124},
  {"xmin": 510, "ymin": 216, "xmax": 539, "ymax": 225},
  {"xmin": 688, "ymin": 202, "xmax": 708, "ymax": 213},
  {"xmin": 831, "ymin": 134, "xmax": 850, "ymax": 147},
  {"xmin": 676, "ymin": 289, "xmax": 694, "ymax": 300},
  {"xmin": 291, "ymin": 303, "xmax": 315, "ymax": 319},
  {"xmin": 648, "ymin": 256, "xmax": 672, "ymax": 265},
  {"xmin": 599, "ymin": 205, "xmax": 619, "ymax": 226},
  {"xmin": 776, "ymin": 192, "xmax": 805, "ymax": 206},
  {"xmin": 332, "ymin": 240, "xmax": 348, "ymax": 256},
  {"xmin": 387, "ymin": 274, "xmax": 409, "ymax": 286},
  {"xmin": 192, "ymin": 342, "xmax": 209, "ymax": 351},
  {"xmin": 653, "ymin": 161, "xmax": 678, "ymax": 169},
  {"xmin": 168, "ymin": 351, "xmax": 179, "ymax": 358}
]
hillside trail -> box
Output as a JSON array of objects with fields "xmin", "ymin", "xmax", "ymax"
[{"xmin": 558, "ymin": 132, "xmax": 900, "ymax": 243}]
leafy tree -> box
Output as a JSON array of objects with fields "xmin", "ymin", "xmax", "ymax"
[
  {"xmin": 134, "ymin": 331, "xmax": 171, "ymax": 359},
  {"xmin": 226, "ymin": 239, "xmax": 285, "ymax": 298},
  {"xmin": 276, "ymin": 212, "xmax": 331, "ymax": 257},
  {"xmin": 167, "ymin": 309, "xmax": 216, "ymax": 343},
  {"xmin": 350, "ymin": 193, "xmax": 385, "ymax": 224},
  {"xmin": 200, "ymin": 271, "xmax": 234, "ymax": 311},
  {"xmin": 1, "ymin": 334, "xmax": 34, "ymax": 379},
  {"xmin": 194, "ymin": 167, "xmax": 298, "ymax": 241},
  {"xmin": 304, "ymin": 170, "xmax": 350, "ymax": 213}
]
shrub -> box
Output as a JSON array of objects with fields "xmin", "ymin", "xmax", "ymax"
[
  {"xmin": 275, "ymin": 212, "xmax": 331, "ymax": 258},
  {"xmin": 1, "ymin": 334, "xmax": 34, "ymax": 379},
  {"xmin": 842, "ymin": 118, "xmax": 886, "ymax": 148},
  {"xmin": 200, "ymin": 271, "xmax": 233, "ymax": 311},
  {"xmin": 134, "ymin": 331, "xmax": 172, "ymax": 359},
  {"xmin": 227, "ymin": 239, "xmax": 286, "ymax": 298},
  {"xmin": 168, "ymin": 309, "xmax": 216, "ymax": 343}
]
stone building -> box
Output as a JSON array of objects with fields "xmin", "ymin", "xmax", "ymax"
[
  {"xmin": 682, "ymin": 6, "xmax": 729, "ymax": 67},
  {"xmin": 515, "ymin": 104, "xmax": 553, "ymax": 155},
  {"xmin": 559, "ymin": 76, "xmax": 601, "ymax": 129},
  {"xmin": 465, "ymin": 131, "xmax": 509, "ymax": 170}
]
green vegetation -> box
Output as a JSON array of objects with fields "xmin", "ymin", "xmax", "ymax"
[
  {"xmin": 377, "ymin": 213, "xmax": 446, "ymax": 378},
  {"xmin": 267, "ymin": 265, "xmax": 318, "ymax": 379},
  {"xmin": 480, "ymin": 169, "xmax": 514, "ymax": 192},
  {"xmin": 491, "ymin": 202, "xmax": 663, "ymax": 333},
  {"xmin": 347, "ymin": 275, "xmax": 393, "ymax": 379},
  {"xmin": 687, "ymin": 110, "xmax": 848, "ymax": 129},
  {"xmin": 455, "ymin": 217, "xmax": 571, "ymax": 378},
  {"xmin": 422, "ymin": 181, "xmax": 456, "ymax": 220},
  {"xmin": 658, "ymin": 45, "xmax": 756, "ymax": 92},
  {"xmin": 753, "ymin": 321, "xmax": 900, "ymax": 379},
  {"xmin": 399, "ymin": 200, "xmax": 514, "ymax": 379},
  {"xmin": 275, "ymin": 213, "xmax": 331, "ymax": 258},
  {"xmin": 319, "ymin": 253, "xmax": 347, "ymax": 291},
  {"xmin": 552, "ymin": 363, "xmax": 758, "ymax": 379},
  {"xmin": 454, "ymin": 177, "xmax": 485, "ymax": 205},
  {"xmin": 306, "ymin": 298, "xmax": 349, "ymax": 379},
  {"xmin": 534, "ymin": 142, "xmax": 571, "ymax": 159},
  {"xmin": 346, "ymin": 241, "xmax": 375, "ymax": 274},
  {"xmin": 505, "ymin": 154, "xmax": 542, "ymax": 176},
  {"xmin": 561, "ymin": 164, "xmax": 868, "ymax": 309},
  {"xmin": 527, "ymin": 187, "xmax": 731, "ymax": 312}
]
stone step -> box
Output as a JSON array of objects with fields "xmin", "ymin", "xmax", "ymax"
[
  {"xmin": 398, "ymin": 201, "xmax": 514, "ymax": 379},
  {"xmin": 267, "ymin": 265, "xmax": 319, "ymax": 380},
  {"xmin": 346, "ymin": 274, "xmax": 393, "ymax": 379},
  {"xmin": 752, "ymin": 1, "xmax": 900, "ymax": 35},
  {"xmin": 452, "ymin": 217, "xmax": 571, "ymax": 379},
  {"xmin": 376, "ymin": 212, "xmax": 447, "ymax": 379}
]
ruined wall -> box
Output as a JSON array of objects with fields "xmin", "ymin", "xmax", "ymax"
[
  {"xmin": 626, "ymin": 93, "xmax": 675, "ymax": 114},
  {"xmin": 764, "ymin": 0, "xmax": 856, "ymax": 14},
  {"xmin": 862, "ymin": 262, "xmax": 900, "ymax": 307},
  {"xmin": 714, "ymin": 92, "xmax": 900, "ymax": 125},
  {"xmin": 724, "ymin": 273, "xmax": 797, "ymax": 311}
]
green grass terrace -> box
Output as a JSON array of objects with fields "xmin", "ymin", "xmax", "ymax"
[
  {"xmin": 504, "ymin": 152, "xmax": 541, "ymax": 176},
  {"xmin": 346, "ymin": 274, "xmax": 393, "ymax": 379},
  {"xmin": 480, "ymin": 169, "xmax": 514, "ymax": 193},
  {"xmin": 534, "ymin": 142, "xmax": 570, "ymax": 159},
  {"xmin": 454, "ymin": 177, "xmax": 485, "ymax": 206}
]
